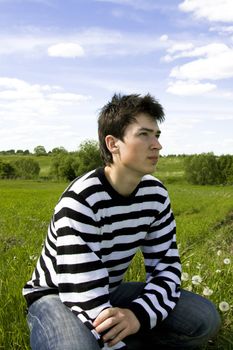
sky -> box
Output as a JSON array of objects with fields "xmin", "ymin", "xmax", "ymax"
[{"xmin": 0, "ymin": 0, "xmax": 233, "ymax": 155}]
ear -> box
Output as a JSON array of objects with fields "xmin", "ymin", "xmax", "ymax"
[{"xmin": 105, "ymin": 135, "xmax": 119, "ymax": 155}]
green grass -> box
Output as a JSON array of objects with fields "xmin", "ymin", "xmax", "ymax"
[
  {"xmin": 0, "ymin": 171, "xmax": 232, "ymax": 349},
  {"xmin": 0, "ymin": 180, "xmax": 67, "ymax": 349}
]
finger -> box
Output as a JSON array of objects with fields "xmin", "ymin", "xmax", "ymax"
[
  {"xmin": 107, "ymin": 328, "xmax": 128, "ymax": 347},
  {"xmin": 102, "ymin": 323, "xmax": 124, "ymax": 343},
  {"xmin": 93, "ymin": 308, "xmax": 116, "ymax": 327},
  {"xmin": 95, "ymin": 318, "xmax": 115, "ymax": 334},
  {"xmin": 94, "ymin": 310, "xmax": 120, "ymax": 334}
]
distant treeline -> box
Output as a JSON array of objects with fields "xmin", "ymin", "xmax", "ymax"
[
  {"xmin": 0, "ymin": 140, "xmax": 102, "ymax": 180},
  {"xmin": 184, "ymin": 153, "xmax": 233, "ymax": 185},
  {"xmin": 0, "ymin": 145, "xmax": 67, "ymax": 156},
  {"xmin": 0, "ymin": 142, "xmax": 233, "ymax": 185}
]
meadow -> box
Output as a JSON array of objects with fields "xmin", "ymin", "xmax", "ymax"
[{"xmin": 0, "ymin": 156, "xmax": 232, "ymax": 349}]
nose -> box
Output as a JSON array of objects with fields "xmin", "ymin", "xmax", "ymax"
[{"xmin": 151, "ymin": 136, "xmax": 162, "ymax": 150}]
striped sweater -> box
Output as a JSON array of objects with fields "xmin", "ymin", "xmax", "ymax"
[{"xmin": 23, "ymin": 167, "xmax": 181, "ymax": 349}]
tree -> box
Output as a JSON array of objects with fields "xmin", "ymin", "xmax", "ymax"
[
  {"xmin": 34, "ymin": 145, "xmax": 47, "ymax": 156},
  {"xmin": 184, "ymin": 153, "xmax": 221, "ymax": 185},
  {"xmin": 50, "ymin": 153, "xmax": 76, "ymax": 181},
  {"xmin": 51, "ymin": 146, "xmax": 68, "ymax": 155},
  {"xmin": 218, "ymin": 155, "xmax": 233, "ymax": 184},
  {"xmin": 6, "ymin": 149, "xmax": 15, "ymax": 154},
  {"xmin": 50, "ymin": 139, "xmax": 103, "ymax": 181},
  {"xmin": 74, "ymin": 140, "xmax": 102, "ymax": 177}
]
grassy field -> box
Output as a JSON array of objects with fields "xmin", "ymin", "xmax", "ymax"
[{"xmin": 0, "ymin": 157, "xmax": 232, "ymax": 349}]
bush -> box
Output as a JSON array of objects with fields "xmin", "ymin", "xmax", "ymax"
[
  {"xmin": 0, "ymin": 161, "xmax": 16, "ymax": 178},
  {"xmin": 13, "ymin": 158, "xmax": 40, "ymax": 179}
]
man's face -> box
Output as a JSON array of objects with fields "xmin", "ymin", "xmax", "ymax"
[{"xmin": 114, "ymin": 113, "xmax": 162, "ymax": 177}]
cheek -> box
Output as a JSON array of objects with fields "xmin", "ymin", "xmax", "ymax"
[{"xmin": 121, "ymin": 143, "xmax": 143, "ymax": 162}]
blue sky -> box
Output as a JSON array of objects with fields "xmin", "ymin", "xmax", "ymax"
[{"xmin": 0, "ymin": 0, "xmax": 233, "ymax": 155}]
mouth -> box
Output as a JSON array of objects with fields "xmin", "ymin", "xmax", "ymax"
[{"xmin": 148, "ymin": 156, "xmax": 159, "ymax": 164}]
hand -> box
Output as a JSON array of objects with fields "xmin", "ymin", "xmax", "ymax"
[{"xmin": 93, "ymin": 307, "xmax": 140, "ymax": 347}]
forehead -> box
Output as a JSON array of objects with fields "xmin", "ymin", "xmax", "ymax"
[{"xmin": 129, "ymin": 113, "xmax": 159, "ymax": 131}]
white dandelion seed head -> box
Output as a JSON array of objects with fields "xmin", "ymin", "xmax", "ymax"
[
  {"xmin": 223, "ymin": 258, "xmax": 231, "ymax": 265},
  {"xmin": 203, "ymin": 287, "xmax": 213, "ymax": 296},
  {"xmin": 181, "ymin": 272, "xmax": 189, "ymax": 281},
  {"xmin": 185, "ymin": 285, "xmax": 193, "ymax": 291},
  {"xmin": 192, "ymin": 275, "xmax": 202, "ymax": 285},
  {"xmin": 219, "ymin": 301, "xmax": 230, "ymax": 312}
]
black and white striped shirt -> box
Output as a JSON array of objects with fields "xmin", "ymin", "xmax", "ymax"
[{"xmin": 23, "ymin": 167, "xmax": 181, "ymax": 349}]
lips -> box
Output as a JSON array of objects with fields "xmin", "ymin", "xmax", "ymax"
[{"xmin": 148, "ymin": 156, "xmax": 158, "ymax": 163}]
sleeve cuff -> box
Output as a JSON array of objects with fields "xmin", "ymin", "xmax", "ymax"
[{"xmin": 127, "ymin": 302, "xmax": 151, "ymax": 330}]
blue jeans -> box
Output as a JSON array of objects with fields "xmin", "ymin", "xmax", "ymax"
[{"xmin": 27, "ymin": 283, "xmax": 221, "ymax": 350}]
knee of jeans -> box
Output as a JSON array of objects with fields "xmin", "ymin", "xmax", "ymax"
[
  {"xmin": 27, "ymin": 312, "xmax": 51, "ymax": 350},
  {"xmin": 197, "ymin": 299, "xmax": 221, "ymax": 339}
]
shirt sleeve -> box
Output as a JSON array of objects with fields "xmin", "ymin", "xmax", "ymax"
[
  {"xmin": 128, "ymin": 192, "xmax": 181, "ymax": 330},
  {"xmin": 54, "ymin": 194, "xmax": 127, "ymax": 350}
]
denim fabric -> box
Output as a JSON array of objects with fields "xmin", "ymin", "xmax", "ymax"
[{"xmin": 27, "ymin": 283, "xmax": 221, "ymax": 350}]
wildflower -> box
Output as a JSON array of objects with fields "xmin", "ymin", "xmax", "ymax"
[
  {"xmin": 203, "ymin": 287, "xmax": 213, "ymax": 296},
  {"xmin": 219, "ymin": 301, "xmax": 230, "ymax": 312},
  {"xmin": 217, "ymin": 250, "xmax": 221, "ymax": 256},
  {"xmin": 29, "ymin": 255, "xmax": 37, "ymax": 261},
  {"xmin": 223, "ymin": 258, "xmax": 231, "ymax": 265},
  {"xmin": 181, "ymin": 272, "xmax": 189, "ymax": 281},
  {"xmin": 185, "ymin": 262, "xmax": 190, "ymax": 267},
  {"xmin": 216, "ymin": 269, "xmax": 221, "ymax": 273},
  {"xmin": 185, "ymin": 285, "xmax": 193, "ymax": 291},
  {"xmin": 192, "ymin": 275, "xmax": 202, "ymax": 285}
]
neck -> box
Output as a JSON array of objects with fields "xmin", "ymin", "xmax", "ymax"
[{"xmin": 104, "ymin": 164, "xmax": 142, "ymax": 197}]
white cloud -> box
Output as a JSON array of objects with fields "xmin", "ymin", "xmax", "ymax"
[
  {"xmin": 0, "ymin": 33, "xmax": 53, "ymax": 55},
  {"xmin": 0, "ymin": 77, "xmax": 97, "ymax": 151},
  {"xmin": 165, "ymin": 43, "xmax": 228, "ymax": 62},
  {"xmin": 94, "ymin": 0, "xmax": 172, "ymax": 11},
  {"xmin": 170, "ymin": 48, "xmax": 233, "ymax": 81},
  {"xmin": 179, "ymin": 0, "xmax": 233, "ymax": 23},
  {"xmin": 159, "ymin": 34, "xmax": 169, "ymax": 42},
  {"xmin": 48, "ymin": 42, "xmax": 85, "ymax": 58},
  {"xmin": 0, "ymin": 77, "xmax": 92, "ymax": 111},
  {"xmin": 167, "ymin": 80, "xmax": 216, "ymax": 96},
  {"xmin": 167, "ymin": 42, "xmax": 194, "ymax": 54},
  {"xmin": 0, "ymin": 28, "xmax": 166, "ymax": 58},
  {"xmin": 48, "ymin": 93, "xmax": 91, "ymax": 102},
  {"xmin": 77, "ymin": 28, "xmax": 165, "ymax": 56},
  {"xmin": 210, "ymin": 25, "xmax": 233, "ymax": 34},
  {"xmin": 164, "ymin": 40, "xmax": 233, "ymax": 96}
]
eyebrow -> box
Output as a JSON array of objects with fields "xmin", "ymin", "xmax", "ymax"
[{"xmin": 138, "ymin": 127, "xmax": 161, "ymax": 135}]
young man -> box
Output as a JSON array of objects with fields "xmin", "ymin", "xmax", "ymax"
[{"xmin": 23, "ymin": 94, "xmax": 220, "ymax": 350}]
